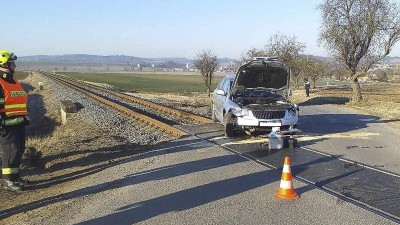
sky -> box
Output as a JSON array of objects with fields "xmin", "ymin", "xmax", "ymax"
[{"xmin": 3, "ymin": 0, "xmax": 400, "ymax": 59}]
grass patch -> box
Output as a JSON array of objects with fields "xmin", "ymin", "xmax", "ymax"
[
  {"xmin": 59, "ymin": 72, "xmax": 223, "ymax": 93},
  {"xmin": 15, "ymin": 71, "xmax": 31, "ymax": 80}
]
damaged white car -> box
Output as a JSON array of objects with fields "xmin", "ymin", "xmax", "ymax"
[{"xmin": 212, "ymin": 57, "xmax": 299, "ymax": 137}]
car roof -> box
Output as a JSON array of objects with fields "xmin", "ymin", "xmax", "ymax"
[{"xmin": 224, "ymin": 75, "xmax": 235, "ymax": 80}]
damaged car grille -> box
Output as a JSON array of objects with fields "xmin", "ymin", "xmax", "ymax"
[{"xmin": 252, "ymin": 110, "xmax": 285, "ymax": 119}]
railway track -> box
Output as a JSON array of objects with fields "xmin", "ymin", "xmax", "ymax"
[
  {"xmin": 21, "ymin": 71, "xmax": 399, "ymax": 223},
  {"xmin": 37, "ymin": 71, "xmax": 212, "ymax": 136}
]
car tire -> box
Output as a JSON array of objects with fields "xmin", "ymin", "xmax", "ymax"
[
  {"xmin": 211, "ymin": 105, "xmax": 218, "ymax": 122},
  {"xmin": 224, "ymin": 112, "xmax": 236, "ymax": 137}
]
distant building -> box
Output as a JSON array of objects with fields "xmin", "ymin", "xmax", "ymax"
[
  {"xmin": 359, "ymin": 73, "xmax": 379, "ymax": 82},
  {"xmin": 174, "ymin": 68, "xmax": 183, "ymax": 72}
]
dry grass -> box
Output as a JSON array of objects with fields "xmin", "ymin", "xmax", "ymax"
[
  {"xmin": 290, "ymin": 82, "xmax": 400, "ymax": 127},
  {"xmin": 136, "ymin": 92, "xmax": 212, "ymax": 117}
]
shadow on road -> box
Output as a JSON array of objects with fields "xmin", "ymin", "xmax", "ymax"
[
  {"xmin": 0, "ymin": 139, "xmax": 367, "ymax": 223},
  {"xmin": 299, "ymin": 113, "xmax": 399, "ymax": 136},
  {"xmin": 299, "ymin": 96, "xmax": 351, "ymax": 106},
  {"xmin": 27, "ymin": 138, "xmax": 209, "ymax": 189},
  {"xmin": 73, "ymin": 155, "xmax": 359, "ymax": 225},
  {"xmin": 0, "ymin": 140, "xmax": 251, "ymax": 220},
  {"xmin": 77, "ymin": 170, "xmax": 278, "ymax": 225}
]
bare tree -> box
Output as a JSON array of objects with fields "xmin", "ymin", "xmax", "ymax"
[
  {"xmin": 264, "ymin": 33, "xmax": 306, "ymax": 69},
  {"xmin": 293, "ymin": 56, "xmax": 330, "ymax": 89},
  {"xmin": 331, "ymin": 65, "xmax": 348, "ymax": 81},
  {"xmin": 308, "ymin": 59, "xmax": 329, "ymax": 88},
  {"xmin": 194, "ymin": 49, "xmax": 219, "ymax": 96},
  {"xmin": 232, "ymin": 48, "xmax": 265, "ymax": 72},
  {"xmin": 292, "ymin": 57, "xmax": 307, "ymax": 89},
  {"xmin": 318, "ymin": 0, "xmax": 400, "ymax": 102},
  {"xmin": 241, "ymin": 48, "xmax": 266, "ymax": 62}
]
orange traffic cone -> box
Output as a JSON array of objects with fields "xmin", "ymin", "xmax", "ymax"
[{"xmin": 275, "ymin": 156, "xmax": 299, "ymax": 200}]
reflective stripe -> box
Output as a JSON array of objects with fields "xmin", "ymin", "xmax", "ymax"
[
  {"xmin": 283, "ymin": 165, "xmax": 291, "ymax": 173},
  {"xmin": 2, "ymin": 167, "xmax": 19, "ymax": 175},
  {"xmin": 3, "ymin": 117, "xmax": 25, "ymax": 125},
  {"xmin": 5, "ymin": 104, "xmax": 27, "ymax": 109},
  {"xmin": 10, "ymin": 91, "xmax": 27, "ymax": 97},
  {"xmin": 0, "ymin": 109, "xmax": 27, "ymax": 114},
  {"xmin": 279, "ymin": 180, "xmax": 293, "ymax": 189},
  {"xmin": 281, "ymin": 172, "xmax": 292, "ymax": 181},
  {"xmin": 6, "ymin": 110, "xmax": 28, "ymax": 116}
]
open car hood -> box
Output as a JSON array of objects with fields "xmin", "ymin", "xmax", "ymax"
[{"xmin": 233, "ymin": 63, "xmax": 289, "ymax": 90}]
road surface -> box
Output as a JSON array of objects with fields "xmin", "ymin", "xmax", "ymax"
[{"xmin": 1, "ymin": 104, "xmax": 399, "ymax": 225}]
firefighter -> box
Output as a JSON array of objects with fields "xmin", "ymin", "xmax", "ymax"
[{"xmin": 0, "ymin": 50, "xmax": 29, "ymax": 191}]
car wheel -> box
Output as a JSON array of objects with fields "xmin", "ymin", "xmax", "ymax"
[
  {"xmin": 211, "ymin": 104, "xmax": 218, "ymax": 122},
  {"xmin": 224, "ymin": 112, "xmax": 236, "ymax": 137}
]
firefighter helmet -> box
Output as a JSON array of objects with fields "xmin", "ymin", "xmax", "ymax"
[{"xmin": 0, "ymin": 50, "xmax": 17, "ymax": 65}]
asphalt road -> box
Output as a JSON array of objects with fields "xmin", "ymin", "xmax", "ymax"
[
  {"xmin": 299, "ymin": 104, "xmax": 400, "ymax": 174},
  {"xmin": 5, "ymin": 135, "xmax": 395, "ymax": 225},
  {"xmin": 3, "ymin": 104, "xmax": 399, "ymax": 224}
]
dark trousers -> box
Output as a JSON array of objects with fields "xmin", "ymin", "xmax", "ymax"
[
  {"xmin": 1, "ymin": 123, "xmax": 26, "ymax": 181},
  {"xmin": 305, "ymin": 88, "xmax": 310, "ymax": 97}
]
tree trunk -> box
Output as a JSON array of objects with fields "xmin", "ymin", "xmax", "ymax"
[
  {"xmin": 207, "ymin": 88, "xmax": 210, "ymax": 97},
  {"xmin": 295, "ymin": 78, "xmax": 300, "ymax": 89},
  {"xmin": 351, "ymin": 76, "xmax": 363, "ymax": 102}
]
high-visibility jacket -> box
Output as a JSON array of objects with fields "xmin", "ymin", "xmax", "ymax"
[{"xmin": 0, "ymin": 77, "xmax": 28, "ymax": 125}]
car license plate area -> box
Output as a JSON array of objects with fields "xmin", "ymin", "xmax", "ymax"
[{"xmin": 260, "ymin": 121, "xmax": 282, "ymax": 127}]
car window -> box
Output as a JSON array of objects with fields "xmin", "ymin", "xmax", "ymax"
[
  {"xmin": 218, "ymin": 78, "xmax": 227, "ymax": 90},
  {"xmin": 223, "ymin": 79, "xmax": 231, "ymax": 92}
]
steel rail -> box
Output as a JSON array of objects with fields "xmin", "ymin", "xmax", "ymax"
[
  {"xmin": 85, "ymin": 82, "xmax": 212, "ymax": 123},
  {"xmin": 39, "ymin": 71, "xmax": 188, "ymax": 137},
  {"xmin": 43, "ymin": 72, "xmax": 212, "ymax": 124}
]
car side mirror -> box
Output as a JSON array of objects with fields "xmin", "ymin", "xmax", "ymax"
[{"xmin": 216, "ymin": 90, "xmax": 225, "ymax": 95}]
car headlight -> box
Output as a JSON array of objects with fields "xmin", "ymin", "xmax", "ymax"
[
  {"xmin": 287, "ymin": 109, "xmax": 297, "ymax": 117},
  {"xmin": 293, "ymin": 104, "xmax": 299, "ymax": 111},
  {"xmin": 232, "ymin": 108, "xmax": 250, "ymax": 117}
]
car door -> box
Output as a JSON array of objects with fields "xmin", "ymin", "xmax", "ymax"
[
  {"xmin": 220, "ymin": 79, "xmax": 233, "ymax": 120},
  {"xmin": 213, "ymin": 78, "xmax": 228, "ymax": 122}
]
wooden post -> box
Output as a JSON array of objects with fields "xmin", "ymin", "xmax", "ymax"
[{"xmin": 60, "ymin": 100, "xmax": 77, "ymax": 125}]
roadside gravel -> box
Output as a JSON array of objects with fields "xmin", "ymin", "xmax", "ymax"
[{"xmin": 0, "ymin": 71, "xmax": 209, "ymax": 222}]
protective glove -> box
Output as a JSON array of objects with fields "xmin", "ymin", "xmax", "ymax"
[
  {"xmin": 0, "ymin": 125, "xmax": 5, "ymax": 135},
  {"xmin": 24, "ymin": 116, "xmax": 30, "ymax": 126}
]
